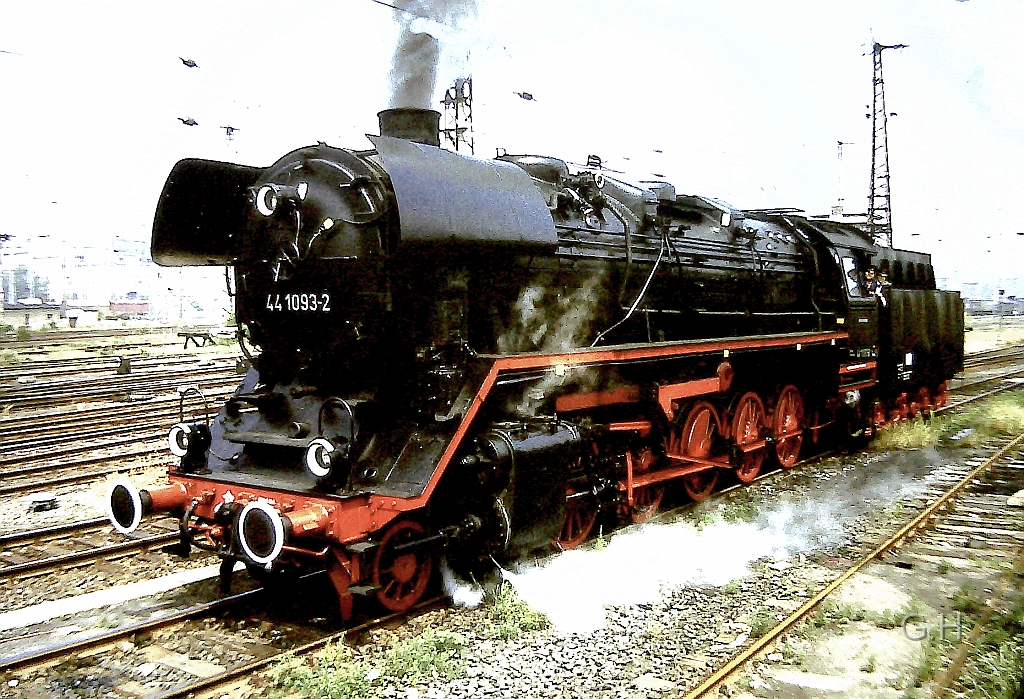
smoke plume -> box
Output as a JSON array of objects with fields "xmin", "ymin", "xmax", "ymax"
[{"xmin": 387, "ymin": 0, "xmax": 477, "ymax": 109}]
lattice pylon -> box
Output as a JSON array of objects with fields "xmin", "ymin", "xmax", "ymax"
[{"xmin": 868, "ymin": 42, "xmax": 906, "ymax": 248}]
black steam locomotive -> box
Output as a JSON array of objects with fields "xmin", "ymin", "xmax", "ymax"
[{"xmin": 108, "ymin": 108, "xmax": 963, "ymax": 616}]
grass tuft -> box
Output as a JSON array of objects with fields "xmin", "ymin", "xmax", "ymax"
[
  {"xmin": 722, "ymin": 491, "xmax": 759, "ymax": 523},
  {"xmin": 872, "ymin": 391, "xmax": 1024, "ymax": 452},
  {"xmin": 749, "ymin": 606, "xmax": 777, "ymax": 637},
  {"xmin": 955, "ymin": 596, "xmax": 1024, "ymax": 698},
  {"xmin": 383, "ymin": 629, "xmax": 467, "ymax": 682},
  {"xmin": 485, "ymin": 584, "xmax": 550, "ymax": 640},
  {"xmin": 273, "ymin": 629, "xmax": 468, "ymax": 699},
  {"xmin": 272, "ymin": 644, "xmax": 376, "ymax": 699},
  {"xmin": 952, "ymin": 583, "xmax": 983, "ymax": 615},
  {"xmin": 871, "ymin": 415, "xmax": 954, "ymax": 451}
]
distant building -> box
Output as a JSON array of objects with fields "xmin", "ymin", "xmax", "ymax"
[
  {"xmin": 108, "ymin": 300, "xmax": 150, "ymax": 319},
  {"xmin": 1, "ymin": 298, "xmax": 62, "ymax": 329}
]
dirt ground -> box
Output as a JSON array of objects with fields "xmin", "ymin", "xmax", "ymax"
[{"xmin": 964, "ymin": 313, "xmax": 1024, "ymax": 354}]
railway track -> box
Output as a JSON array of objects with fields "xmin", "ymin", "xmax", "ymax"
[
  {"xmin": 962, "ymin": 344, "xmax": 1024, "ymax": 369},
  {"xmin": 0, "ymin": 367, "xmax": 240, "ymax": 410},
  {"xmin": 0, "ymin": 573, "xmax": 444, "ymax": 699},
  {"xmin": 0, "ymin": 352, "xmax": 235, "ymax": 383},
  {"xmin": 0, "ymin": 392, "xmax": 230, "ymax": 438},
  {"xmin": 681, "ymin": 425, "xmax": 1024, "ymax": 698},
  {"xmin": 0, "ymin": 519, "xmax": 181, "ymax": 578},
  {"xmin": 131, "ymin": 388, "xmax": 1024, "ymax": 699},
  {"xmin": 0, "ymin": 325, "xmax": 219, "ymax": 349}
]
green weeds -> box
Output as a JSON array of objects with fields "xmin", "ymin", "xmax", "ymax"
[
  {"xmin": 273, "ymin": 629, "xmax": 467, "ymax": 699},
  {"xmin": 749, "ymin": 606, "xmax": 777, "ymax": 637},
  {"xmin": 954, "ymin": 597, "xmax": 1024, "ymax": 698},
  {"xmin": 952, "ymin": 583, "xmax": 983, "ymax": 615},
  {"xmin": 721, "ymin": 579, "xmax": 742, "ymax": 595},
  {"xmin": 484, "ymin": 583, "xmax": 550, "ymax": 640},
  {"xmin": 872, "ymin": 391, "xmax": 1024, "ymax": 452},
  {"xmin": 722, "ymin": 491, "xmax": 759, "ymax": 523},
  {"xmin": 383, "ymin": 629, "xmax": 467, "ymax": 682},
  {"xmin": 273, "ymin": 643, "xmax": 376, "ymax": 699}
]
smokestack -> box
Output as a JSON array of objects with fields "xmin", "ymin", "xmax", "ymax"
[{"xmin": 378, "ymin": 108, "xmax": 442, "ymax": 148}]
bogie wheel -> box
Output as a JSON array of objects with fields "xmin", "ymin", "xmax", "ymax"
[
  {"xmin": 554, "ymin": 489, "xmax": 598, "ymax": 550},
  {"xmin": 671, "ymin": 401, "xmax": 720, "ymax": 502},
  {"xmin": 626, "ymin": 448, "xmax": 665, "ymax": 524},
  {"xmin": 731, "ymin": 392, "xmax": 766, "ymax": 483},
  {"xmin": 372, "ymin": 520, "xmax": 433, "ymax": 613},
  {"xmin": 772, "ymin": 385, "xmax": 803, "ymax": 468},
  {"xmin": 933, "ymin": 382, "xmax": 948, "ymax": 408}
]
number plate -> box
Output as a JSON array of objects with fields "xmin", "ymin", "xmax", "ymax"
[{"xmin": 265, "ymin": 293, "xmax": 332, "ymax": 312}]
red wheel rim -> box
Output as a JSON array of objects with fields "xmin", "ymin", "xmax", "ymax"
[
  {"xmin": 678, "ymin": 401, "xmax": 720, "ymax": 502},
  {"xmin": 872, "ymin": 400, "xmax": 886, "ymax": 428},
  {"xmin": 683, "ymin": 469, "xmax": 718, "ymax": 501},
  {"xmin": 934, "ymin": 382, "xmax": 948, "ymax": 408},
  {"xmin": 628, "ymin": 448, "xmax": 664, "ymax": 524},
  {"xmin": 554, "ymin": 491, "xmax": 597, "ymax": 550},
  {"xmin": 918, "ymin": 386, "xmax": 932, "ymax": 415},
  {"xmin": 731, "ymin": 392, "xmax": 766, "ymax": 483},
  {"xmin": 773, "ymin": 385, "xmax": 803, "ymax": 468},
  {"xmin": 893, "ymin": 394, "xmax": 908, "ymax": 423},
  {"xmin": 373, "ymin": 520, "xmax": 432, "ymax": 613}
]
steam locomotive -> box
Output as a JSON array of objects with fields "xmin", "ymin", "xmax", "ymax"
[{"xmin": 108, "ymin": 108, "xmax": 963, "ymax": 617}]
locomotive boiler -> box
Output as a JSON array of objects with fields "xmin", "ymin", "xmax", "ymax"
[{"xmin": 108, "ymin": 108, "xmax": 964, "ymax": 617}]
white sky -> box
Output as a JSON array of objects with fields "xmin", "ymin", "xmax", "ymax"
[{"xmin": 2, "ymin": 0, "xmax": 1022, "ymax": 289}]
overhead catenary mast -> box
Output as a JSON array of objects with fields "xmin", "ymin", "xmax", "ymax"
[
  {"xmin": 440, "ymin": 77, "xmax": 474, "ymax": 154},
  {"xmin": 833, "ymin": 140, "xmax": 853, "ymax": 219},
  {"xmin": 867, "ymin": 42, "xmax": 907, "ymax": 248}
]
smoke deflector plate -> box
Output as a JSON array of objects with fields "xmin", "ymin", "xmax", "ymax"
[{"xmin": 370, "ymin": 135, "xmax": 557, "ymax": 249}]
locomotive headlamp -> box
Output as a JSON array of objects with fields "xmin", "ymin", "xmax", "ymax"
[
  {"xmin": 304, "ymin": 438, "xmax": 335, "ymax": 478},
  {"xmin": 168, "ymin": 423, "xmax": 192, "ymax": 457},
  {"xmin": 253, "ymin": 182, "xmax": 309, "ymax": 216},
  {"xmin": 255, "ymin": 185, "xmax": 278, "ymax": 217},
  {"xmin": 166, "ymin": 421, "xmax": 212, "ymax": 471}
]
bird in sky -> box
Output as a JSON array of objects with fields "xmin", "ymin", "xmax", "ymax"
[
  {"xmin": 221, "ymin": 125, "xmax": 239, "ymax": 140},
  {"xmin": 179, "ymin": 57, "xmax": 198, "ymax": 68},
  {"xmin": 178, "ymin": 117, "xmax": 198, "ymax": 126},
  {"xmin": 514, "ymin": 91, "xmax": 536, "ymax": 101}
]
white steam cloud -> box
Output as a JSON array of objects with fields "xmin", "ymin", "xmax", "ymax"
[
  {"xmin": 500, "ymin": 449, "xmax": 950, "ymax": 634},
  {"xmin": 440, "ymin": 557, "xmax": 485, "ymax": 608},
  {"xmin": 499, "ymin": 270, "xmax": 609, "ymax": 417}
]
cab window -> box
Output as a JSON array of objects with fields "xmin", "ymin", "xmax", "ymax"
[{"xmin": 842, "ymin": 256, "xmax": 865, "ymax": 297}]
